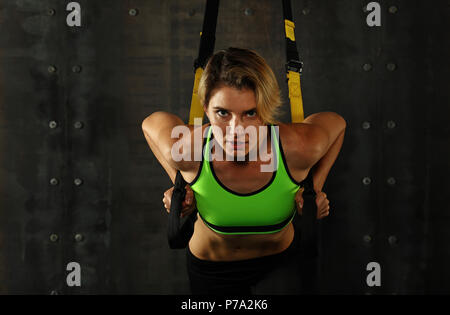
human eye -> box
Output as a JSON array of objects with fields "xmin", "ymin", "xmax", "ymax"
[
  {"xmin": 246, "ymin": 109, "xmax": 257, "ymax": 117},
  {"xmin": 216, "ymin": 109, "xmax": 228, "ymax": 117}
]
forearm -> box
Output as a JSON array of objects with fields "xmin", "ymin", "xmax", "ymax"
[{"xmin": 312, "ymin": 128, "xmax": 345, "ymax": 193}]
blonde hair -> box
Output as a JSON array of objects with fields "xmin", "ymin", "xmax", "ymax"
[{"xmin": 198, "ymin": 47, "xmax": 282, "ymax": 125}]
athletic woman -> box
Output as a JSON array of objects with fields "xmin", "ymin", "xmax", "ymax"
[{"xmin": 142, "ymin": 47, "xmax": 346, "ymax": 294}]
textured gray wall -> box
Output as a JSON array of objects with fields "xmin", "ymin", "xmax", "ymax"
[{"xmin": 0, "ymin": 0, "xmax": 449, "ymax": 294}]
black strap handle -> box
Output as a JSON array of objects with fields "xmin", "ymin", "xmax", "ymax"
[
  {"xmin": 167, "ymin": 171, "xmax": 198, "ymax": 249},
  {"xmin": 298, "ymin": 169, "xmax": 320, "ymax": 293},
  {"xmin": 300, "ymin": 169, "xmax": 318, "ymax": 254}
]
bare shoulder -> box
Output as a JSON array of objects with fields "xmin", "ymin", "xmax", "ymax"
[
  {"xmin": 278, "ymin": 122, "xmax": 325, "ymax": 169},
  {"xmin": 302, "ymin": 111, "xmax": 347, "ymax": 155},
  {"xmin": 142, "ymin": 111, "xmax": 209, "ymax": 173}
]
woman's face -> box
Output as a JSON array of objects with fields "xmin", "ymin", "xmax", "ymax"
[{"xmin": 204, "ymin": 85, "xmax": 265, "ymax": 160}]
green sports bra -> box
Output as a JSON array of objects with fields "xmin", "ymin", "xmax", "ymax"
[{"xmin": 189, "ymin": 124, "xmax": 306, "ymax": 235}]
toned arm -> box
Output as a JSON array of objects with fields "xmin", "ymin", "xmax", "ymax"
[
  {"xmin": 141, "ymin": 111, "xmax": 191, "ymax": 183},
  {"xmin": 303, "ymin": 112, "xmax": 347, "ymax": 193}
]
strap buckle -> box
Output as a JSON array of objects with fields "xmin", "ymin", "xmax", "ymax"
[{"xmin": 286, "ymin": 59, "xmax": 303, "ymax": 74}]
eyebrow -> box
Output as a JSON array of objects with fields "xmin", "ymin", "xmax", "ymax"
[{"xmin": 212, "ymin": 106, "xmax": 257, "ymax": 113}]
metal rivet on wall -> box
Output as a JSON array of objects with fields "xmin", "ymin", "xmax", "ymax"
[
  {"xmin": 129, "ymin": 8, "xmax": 139, "ymax": 16},
  {"xmin": 388, "ymin": 6, "xmax": 398, "ymax": 14},
  {"xmin": 302, "ymin": 8, "xmax": 310, "ymax": 15},
  {"xmin": 388, "ymin": 235, "xmax": 398, "ymax": 246},
  {"xmin": 48, "ymin": 121, "xmax": 58, "ymax": 129},
  {"xmin": 74, "ymin": 234, "xmax": 84, "ymax": 242},
  {"xmin": 362, "ymin": 63, "xmax": 372, "ymax": 71},
  {"xmin": 49, "ymin": 178, "xmax": 59, "ymax": 186},
  {"xmin": 387, "ymin": 177, "xmax": 396, "ymax": 185},
  {"xmin": 47, "ymin": 9, "xmax": 55, "ymax": 16},
  {"xmin": 49, "ymin": 234, "xmax": 59, "ymax": 242},
  {"xmin": 48, "ymin": 65, "xmax": 57, "ymax": 73},
  {"xmin": 188, "ymin": 9, "xmax": 196, "ymax": 17},
  {"xmin": 74, "ymin": 178, "xmax": 83, "ymax": 186},
  {"xmin": 386, "ymin": 63, "xmax": 397, "ymax": 71},
  {"xmin": 74, "ymin": 121, "xmax": 84, "ymax": 129},
  {"xmin": 362, "ymin": 121, "xmax": 371, "ymax": 130},
  {"xmin": 72, "ymin": 65, "xmax": 82, "ymax": 73},
  {"xmin": 244, "ymin": 8, "xmax": 253, "ymax": 16},
  {"xmin": 362, "ymin": 177, "xmax": 372, "ymax": 185},
  {"xmin": 387, "ymin": 120, "xmax": 396, "ymax": 129},
  {"xmin": 363, "ymin": 235, "xmax": 372, "ymax": 243}
]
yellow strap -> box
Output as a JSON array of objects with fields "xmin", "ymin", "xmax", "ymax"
[
  {"xmin": 284, "ymin": 19, "xmax": 295, "ymax": 41},
  {"xmin": 188, "ymin": 67, "xmax": 205, "ymax": 125},
  {"xmin": 287, "ymin": 70, "xmax": 304, "ymax": 122},
  {"xmin": 284, "ymin": 20, "xmax": 303, "ymax": 122}
]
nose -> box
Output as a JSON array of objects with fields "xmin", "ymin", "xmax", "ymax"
[{"xmin": 227, "ymin": 116, "xmax": 245, "ymax": 141}]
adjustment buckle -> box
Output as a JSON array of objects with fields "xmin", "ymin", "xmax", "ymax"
[{"xmin": 285, "ymin": 60, "xmax": 303, "ymax": 74}]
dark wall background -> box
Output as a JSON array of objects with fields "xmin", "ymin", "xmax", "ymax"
[{"xmin": 0, "ymin": 0, "xmax": 448, "ymax": 294}]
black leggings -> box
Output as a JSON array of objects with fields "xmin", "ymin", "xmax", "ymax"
[{"xmin": 186, "ymin": 229, "xmax": 303, "ymax": 295}]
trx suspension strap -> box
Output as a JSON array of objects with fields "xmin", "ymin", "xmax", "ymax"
[
  {"xmin": 282, "ymin": 0, "xmax": 304, "ymax": 123},
  {"xmin": 188, "ymin": 0, "xmax": 220, "ymax": 125},
  {"xmin": 167, "ymin": 0, "xmax": 219, "ymax": 249},
  {"xmin": 282, "ymin": 0, "xmax": 319, "ymax": 294}
]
